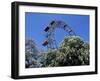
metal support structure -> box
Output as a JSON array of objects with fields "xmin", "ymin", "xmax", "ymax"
[{"xmin": 42, "ymin": 20, "xmax": 76, "ymax": 50}]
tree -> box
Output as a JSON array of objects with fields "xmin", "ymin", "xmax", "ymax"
[
  {"xmin": 25, "ymin": 38, "xmax": 42, "ymax": 68},
  {"xmin": 44, "ymin": 36, "xmax": 89, "ymax": 67}
]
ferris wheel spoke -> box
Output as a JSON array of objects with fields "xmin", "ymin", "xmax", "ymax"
[{"xmin": 42, "ymin": 20, "xmax": 76, "ymax": 51}]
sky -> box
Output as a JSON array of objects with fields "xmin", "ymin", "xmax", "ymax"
[{"xmin": 25, "ymin": 12, "xmax": 89, "ymax": 51}]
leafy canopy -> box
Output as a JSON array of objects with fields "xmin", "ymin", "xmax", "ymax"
[{"xmin": 44, "ymin": 36, "xmax": 89, "ymax": 67}]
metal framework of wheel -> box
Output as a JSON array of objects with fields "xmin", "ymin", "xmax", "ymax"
[{"xmin": 42, "ymin": 20, "xmax": 76, "ymax": 50}]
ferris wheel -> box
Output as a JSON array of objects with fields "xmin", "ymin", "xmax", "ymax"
[{"xmin": 42, "ymin": 20, "xmax": 76, "ymax": 50}]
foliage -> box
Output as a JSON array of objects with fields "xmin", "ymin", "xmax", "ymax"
[
  {"xmin": 25, "ymin": 36, "xmax": 89, "ymax": 68},
  {"xmin": 44, "ymin": 36, "xmax": 89, "ymax": 67},
  {"xmin": 25, "ymin": 39, "xmax": 42, "ymax": 68}
]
